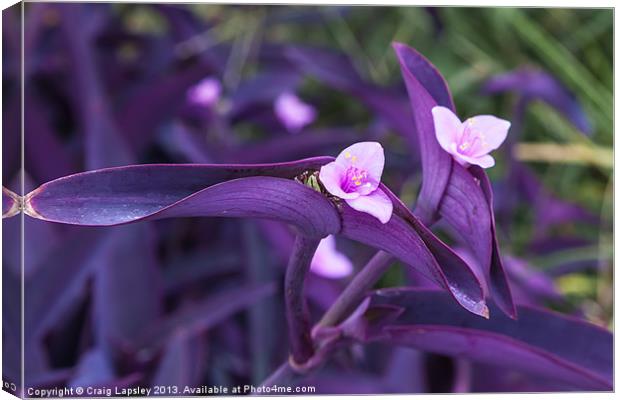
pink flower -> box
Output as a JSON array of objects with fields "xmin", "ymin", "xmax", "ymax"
[
  {"xmin": 274, "ymin": 92, "xmax": 317, "ymax": 133},
  {"xmin": 319, "ymin": 142, "xmax": 393, "ymax": 224},
  {"xmin": 187, "ymin": 77, "xmax": 221, "ymax": 107},
  {"xmin": 310, "ymin": 235, "xmax": 353, "ymax": 279},
  {"xmin": 432, "ymin": 106, "xmax": 510, "ymax": 168}
]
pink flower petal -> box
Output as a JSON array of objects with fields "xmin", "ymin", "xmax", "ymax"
[
  {"xmin": 334, "ymin": 142, "xmax": 385, "ymax": 187},
  {"xmin": 454, "ymin": 153, "xmax": 496, "ymax": 169},
  {"xmin": 345, "ymin": 187, "xmax": 393, "ymax": 224},
  {"xmin": 311, "ymin": 235, "xmax": 354, "ymax": 279},
  {"xmin": 187, "ymin": 77, "xmax": 221, "ymax": 107},
  {"xmin": 432, "ymin": 106, "xmax": 463, "ymax": 153},
  {"xmin": 462, "ymin": 115, "xmax": 510, "ymax": 157},
  {"xmin": 318, "ymin": 162, "xmax": 360, "ymax": 200},
  {"xmin": 274, "ymin": 92, "xmax": 317, "ymax": 133}
]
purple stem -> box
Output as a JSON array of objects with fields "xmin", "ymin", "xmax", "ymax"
[
  {"xmin": 259, "ymin": 363, "xmax": 297, "ymax": 388},
  {"xmin": 318, "ymin": 250, "xmax": 394, "ymax": 327},
  {"xmin": 285, "ymin": 235, "xmax": 321, "ymax": 365},
  {"xmin": 452, "ymin": 358, "xmax": 472, "ymax": 393}
]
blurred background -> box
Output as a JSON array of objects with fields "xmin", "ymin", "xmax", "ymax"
[{"xmin": 2, "ymin": 3, "xmax": 613, "ymax": 394}]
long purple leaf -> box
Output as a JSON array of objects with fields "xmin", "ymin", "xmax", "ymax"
[
  {"xmin": 24, "ymin": 160, "xmax": 340, "ymax": 238},
  {"xmin": 368, "ymin": 288, "xmax": 612, "ymax": 390},
  {"xmin": 392, "ymin": 42, "xmax": 454, "ymax": 222}
]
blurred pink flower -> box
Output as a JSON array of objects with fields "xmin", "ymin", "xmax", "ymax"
[
  {"xmin": 432, "ymin": 106, "xmax": 510, "ymax": 168},
  {"xmin": 187, "ymin": 77, "xmax": 221, "ymax": 107},
  {"xmin": 310, "ymin": 235, "xmax": 353, "ymax": 279},
  {"xmin": 274, "ymin": 92, "xmax": 317, "ymax": 133},
  {"xmin": 319, "ymin": 142, "xmax": 393, "ymax": 224}
]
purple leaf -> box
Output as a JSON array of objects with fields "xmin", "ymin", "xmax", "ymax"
[
  {"xmin": 469, "ymin": 167, "xmax": 516, "ymax": 317},
  {"xmin": 91, "ymin": 224, "xmax": 162, "ymax": 352},
  {"xmin": 24, "ymin": 93, "xmax": 79, "ymax": 182},
  {"xmin": 392, "ymin": 42, "xmax": 454, "ymax": 222},
  {"xmin": 2, "ymin": 99, "xmax": 21, "ymax": 182},
  {"xmin": 482, "ymin": 67, "xmax": 592, "ymax": 135},
  {"xmin": 57, "ymin": 3, "xmax": 133, "ymax": 170},
  {"xmin": 285, "ymin": 45, "xmax": 367, "ymax": 90},
  {"xmin": 241, "ymin": 221, "xmax": 281, "ymax": 382},
  {"xmin": 161, "ymin": 123, "xmax": 215, "ymax": 164},
  {"xmin": 285, "ymin": 46, "xmax": 415, "ymax": 152},
  {"xmin": 393, "ymin": 42, "xmax": 516, "ymax": 318},
  {"xmin": 382, "ymin": 348, "xmax": 427, "ymax": 393},
  {"xmin": 503, "ymin": 256, "xmax": 563, "ymax": 305},
  {"xmin": 68, "ymin": 348, "xmax": 115, "ymax": 388},
  {"xmin": 338, "ymin": 299, "xmax": 405, "ymax": 342},
  {"xmin": 25, "ymin": 228, "xmax": 104, "ymax": 340},
  {"xmin": 138, "ymin": 283, "xmax": 276, "ymax": 350},
  {"xmin": 25, "ymin": 160, "xmax": 340, "ymax": 238},
  {"xmin": 515, "ymin": 164, "xmax": 598, "ymax": 233},
  {"xmin": 470, "ymin": 362, "xmax": 581, "ymax": 392},
  {"xmin": 117, "ymin": 62, "xmax": 215, "ymax": 153},
  {"xmin": 151, "ymin": 329, "xmax": 208, "ymax": 387},
  {"xmin": 228, "ymin": 68, "xmax": 302, "ymax": 117},
  {"xmin": 162, "ymin": 250, "xmax": 241, "ymax": 294},
  {"xmin": 368, "ymin": 288, "xmax": 612, "ymax": 390},
  {"xmin": 437, "ymin": 166, "xmax": 492, "ymax": 272}
]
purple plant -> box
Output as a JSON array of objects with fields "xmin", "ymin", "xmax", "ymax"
[{"xmin": 2, "ymin": 3, "xmax": 611, "ymax": 396}]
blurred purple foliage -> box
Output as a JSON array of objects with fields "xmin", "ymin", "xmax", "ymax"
[{"xmin": 1, "ymin": 3, "xmax": 612, "ymax": 396}]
